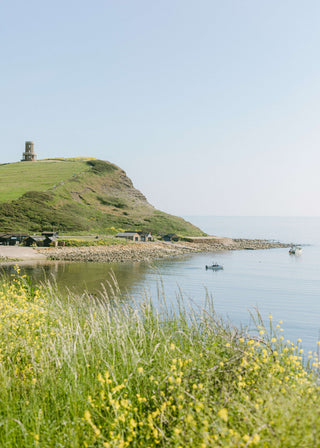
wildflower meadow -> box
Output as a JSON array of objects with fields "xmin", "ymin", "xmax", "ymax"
[{"xmin": 0, "ymin": 268, "xmax": 320, "ymax": 447}]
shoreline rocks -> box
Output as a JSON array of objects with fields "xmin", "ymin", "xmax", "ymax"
[{"xmin": 37, "ymin": 238, "xmax": 291, "ymax": 263}]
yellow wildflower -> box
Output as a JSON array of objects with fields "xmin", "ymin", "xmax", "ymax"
[
  {"xmin": 217, "ymin": 408, "xmax": 228, "ymax": 422},
  {"xmin": 252, "ymin": 434, "xmax": 260, "ymax": 444}
]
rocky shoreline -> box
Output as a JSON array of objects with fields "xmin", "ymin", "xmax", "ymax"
[{"xmin": 37, "ymin": 238, "xmax": 291, "ymax": 263}]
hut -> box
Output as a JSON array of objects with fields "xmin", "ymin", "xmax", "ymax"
[
  {"xmin": 0, "ymin": 234, "xmax": 13, "ymax": 245},
  {"xmin": 0, "ymin": 233, "xmax": 29, "ymax": 245},
  {"xmin": 161, "ymin": 233, "xmax": 180, "ymax": 242},
  {"xmin": 138, "ymin": 232, "xmax": 153, "ymax": 242},
  {"xmin": 43, "ymin": 236, "xmax": 58, "ymax": 247},
  {"xmin": 115, "ymin": 232, "xmax": 141, "ymax": 242},
  {"xmin": 42, "ymin": 231, "xmax": 58, "ymax": 238},
  {"xmin": 24, "ymin": 236, "xmax": 45, "ymax": 247}
]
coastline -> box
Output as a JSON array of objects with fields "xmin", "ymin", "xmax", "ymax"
[
  {"xmin": 35, "ymin": 237, "xmax": 290, "ymax": 263},
  {"xmin": 0, "ymin": 238, "xmax": 291, "ymax": 264}
]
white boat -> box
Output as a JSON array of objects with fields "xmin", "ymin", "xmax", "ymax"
[
  {"xmin": 206, "ymin": 263, "xmax": 224, "ymax": 270},
  {"xmin": 289, "ymin": 246, "xmax": 302, "ymax": 255}
]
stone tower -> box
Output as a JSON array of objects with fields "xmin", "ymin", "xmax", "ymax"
[{"xmin": 22, "ymin": 141, "xmax": 37, "ymax": 161}]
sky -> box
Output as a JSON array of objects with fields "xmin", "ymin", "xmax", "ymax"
[{"xmin": 1, "ymin": 0, "xmax": 320, "ymax": 216}]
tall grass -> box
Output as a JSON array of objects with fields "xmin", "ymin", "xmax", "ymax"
[{"xmin": 0, "ymin": 268, "xmax": 319, "ymax": 447}]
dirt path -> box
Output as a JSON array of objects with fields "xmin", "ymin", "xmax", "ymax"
[{"xmin": 0, "ymin": 246, "xmax": 47, "ymax": 261}]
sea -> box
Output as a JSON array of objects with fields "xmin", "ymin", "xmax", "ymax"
[{"xmin": 2, "ymin": 216, "xmax": 320, "ymax": 352}]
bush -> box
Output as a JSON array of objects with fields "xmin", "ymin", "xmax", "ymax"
[
  {"xmin": 97, "ymin": 196, "xmax": 127, "ymax": 209},
  {"xmin": 86, "ymin": 160, "xmax": 117, "ymax": 174}
]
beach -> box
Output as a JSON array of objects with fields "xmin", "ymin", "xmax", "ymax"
[
  {"xmin": 0, "ymin": 237, "xmax": 290, "ymax": 264},
  {"xmin": 0, "ymin": 246, "xmax": 47, "ymax": 262}
]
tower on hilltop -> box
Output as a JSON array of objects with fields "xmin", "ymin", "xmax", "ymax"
[{"xmin": 22, "ymin": 141, "xmax": 37, "ymax": 161}]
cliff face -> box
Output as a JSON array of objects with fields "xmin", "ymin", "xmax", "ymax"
[{"xmin": 0, "ymin": 158, "xmax": 204, "ymax": 236}]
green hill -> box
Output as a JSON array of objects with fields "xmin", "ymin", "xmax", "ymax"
[{"xmin": 0, "ymin": 158, "xmax": 205, "ymax": 236}]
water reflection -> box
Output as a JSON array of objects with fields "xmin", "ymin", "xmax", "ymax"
[
  {"xmin": 2, "ymin": 247, "xmax": 320, "ymax": 353},
  {"xmin": 0, "ymin": 260, "xmax": 153, "ymax": 299}
]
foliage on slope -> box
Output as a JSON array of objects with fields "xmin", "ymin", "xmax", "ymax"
[{"xmin": 0, "ymin": 158, "xmax": 204, "ymax": 236}]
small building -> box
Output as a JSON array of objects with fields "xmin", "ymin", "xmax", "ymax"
[
  {"xmin": 24, "ymin": 236, "xmax": 45, "ymax": 247},
  {"xmin": 115, "ymin": 232, "xmax": 141, "ymax": 242},
  {"xmin": 138, "ymin": 232, "xmax": 153, "ymax": 242},
  {"xmin": 161, "ymin": 233, "xmax": 180, "ymax": 242},
  {"xmin": 42, "ymin": 231, "xmax": 58, "ymax": 238},
  {"xmin": 21, "ymin": 141, "xmax": 37, "ymax": 162},
  {"xmin": 0, "ymin": 233, "xmax": 29, "ymax": 245},
  {"xmin": 44, "ymin": 236, "xmax": 58, "ymax": 247},
  {"xmin": 0, "ymin": 234, "xmax": 15, "ymax": 245}
]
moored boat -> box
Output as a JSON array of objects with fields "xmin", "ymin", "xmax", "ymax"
[
  {"xmin": 289, "ymin": 246, "xmax": 302, "ymax": 255},
  {"xmin": 205, "ymin": 263, "xmax": 224, "ymax": 270}
]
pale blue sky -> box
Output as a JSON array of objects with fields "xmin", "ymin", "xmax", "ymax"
[{"xmin": 1, "ymin": 1, "xmax": 320, "ymax": 216}]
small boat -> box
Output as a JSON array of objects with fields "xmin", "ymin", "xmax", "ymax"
[
  {"xmin": 289, "ymin": 246, "xmax": 302, "ymax": 255},
  {"xmin": 206, "ymin": 263, "xmax": 224, "ymax": 270}
]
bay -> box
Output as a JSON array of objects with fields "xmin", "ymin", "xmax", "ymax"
[{"xmin": 2, "ymin": 216, "xmax": 320, "ymax": 352}]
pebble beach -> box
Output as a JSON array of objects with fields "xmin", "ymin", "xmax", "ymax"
[
  {"xmin": 37, "ymin": 238, "xmax": 289, "ymax": 263},
  {"xmin": 0, "ymin": 238, "xmax": 290, "ymax": 264}
]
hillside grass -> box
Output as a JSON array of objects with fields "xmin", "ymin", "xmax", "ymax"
[
  {"xmin": 0, "ymin": 159, "xmax": 91, "ymax": 203},
  {"xmin": 61, "ymin": 236, "xmax": 128, "ymax": 247},
  {"xmin": 0, "ymin": 158, "xmax": 205, "ymax": 236},
  {"xmin": 0, "ymin": 270, "xmax": 320, "ymax": 447}
]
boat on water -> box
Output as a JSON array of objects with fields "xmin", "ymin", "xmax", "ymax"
[
  {"xmin": 205, "ymin": 263, "xmax": 224, "ymax": 270},
  {"xmin": 289, "ymin": 246, "xmax": 302, "ymax": 255}
]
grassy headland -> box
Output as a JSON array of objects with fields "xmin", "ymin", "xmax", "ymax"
[
  {"xmin": 0, "ymin": 158, "xmax": 92, "ymax": 202},
  {"xmin": 0, "ymin": 270, "xmax": 320, "ymax": 447},
  {"xmin": 0, "ymin": 158, "xmax": 204, "ymax": 236}
]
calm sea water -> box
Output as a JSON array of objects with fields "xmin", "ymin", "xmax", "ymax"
[{"xmin": 2, "ymin": 217, "xmax": 320, "ymax": 351}]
